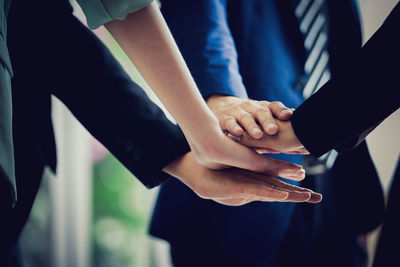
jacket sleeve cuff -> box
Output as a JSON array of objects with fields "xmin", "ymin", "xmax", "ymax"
[
  {"xmin": 290, "ymin": 81, "xmax": 343, "ymax": 157},
  {"xmin": 112, "ymin": 124, "xmax": 190, "ymax": 189}
]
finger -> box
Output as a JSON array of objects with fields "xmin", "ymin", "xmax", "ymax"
[
  {"xmin": 225, "ymin": 135, "xmax": 279, "ymax": 152},
  {"xmin": 227, "ymin": 132, "xmax": 241, "ymax": 142},
  {"xmin": 296, "ymin": 147, "xmax": 310, "ymax": 154},
  {"xmin": 219, "ymin": 173, "xmax": 314, "ymax": 204},
  {"xmin": 239, "ymin": 131, "xmax": 273, "ymax": 150},
  {"xmin": 223, "ymin": 116, "xmax": 243, "ymax": 136},
  {"xmin": 239, "ymin": 132, "xmax": 306, "ymax": 155},
  {"xmin": 308, "ymin": 193, "xmax": 323, "ymax": 203},
  {"xmin": 227, "ymin": 137, "xmax": 281, "ymax": 154},
  {"xmin": 213, "ymin": 197, "xmax": 250, "ymax": 206},
  {"xmin": 246, "ymin": 153, "xmax": 305, "ymax": 181},
  {"xmin": 251, "ymin": 184, "xmax": 309, "ymax": 203},
  {"xmin": 238, "ymin": 113, "xmax": 264, "ymax": 139},
  {"xmin": 217, "ymin": 137, "xmax": 305, "ymax": 179},
  {"xmin": 265, "ymin": 177, "xmax": 322, "ymax": 203},
  {"xmin": 240, "ymin": 173, "xmax": 310, "ymax": 202},
  {"xmin": 217, "ymin": 174, "xmax": 289, "ymax": 201},
  {"xmin": 253, "ymin": 108, "xmax": 279, "ymax": 135},
  {"xmin": 254, "ymin": 148, "xmax": 281, "ymax": 154},
  {"xmin": 260, "ymin": 176, "xmax": 322, "ymax": 203},
  {"xmin": 266, "ymin": 101, "xmax": 293, "ymax": 120},
  {"xmin": 241, "ymin": 183, "xmax": 289, "ymax": 201},
  {"xmin": 279, "ymin": 150, "xmax": 309, "ymax": 155},
  {"xmin": 241, "ymin": 152, "xmax": 305, "ymax": 180}
]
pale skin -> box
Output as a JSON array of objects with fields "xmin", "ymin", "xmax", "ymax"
[
  {"xmin": 206, "ymin": 95, "xmax": 308, "ymax": 154},
  {"xmin": 102, "ymin": 3, "xmax": 320, "ymax": 205},
  {"xmin": 234, "ymin": 120, "xmax": 308, "ymax": 155},
  {"xmin": 207, "ymin": 95, "xmax": 294, "ymax": 138},
  {"xmin": 104, "ymin": 3, "xmax": 303, "ymax": 174},
  {"xmin": 201, "ymin": 95, "xmax": 318, "ymax": 205},
  {"xmin": 163, "ymin": 152, "xmax": 322, "ymax": 206}
]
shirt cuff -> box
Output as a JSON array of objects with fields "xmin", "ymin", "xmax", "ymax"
[{"xmin": 77, "ymin": 0, "xmax": 153, "ymax": 29}]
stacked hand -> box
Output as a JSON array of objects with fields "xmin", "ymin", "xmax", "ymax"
[
  {"xmin": 207, "ymin": 95, "xmax": 308, "ymax": 154},
  {"xmin": 164, "ymin": 95, "xmax": 321, "ymax": 206},
  {"xmin": 164, "ymin": 152, "xmax": 321, "ymax": 206},
  {"xmin": 207, "ymin": 95, "xmax": 293, "ymax": 137},
  {"xmin": 235, "ymin": 120, "xmax": 309, "ymax": 155},
  {"xmin": 106, "ymin": 5, "xmax": 317, "ymax": 206}
]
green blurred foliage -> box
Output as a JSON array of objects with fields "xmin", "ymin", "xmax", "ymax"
[{"xmin": 92, "ymin": 154, "xmax": 155, "ymax": 267}]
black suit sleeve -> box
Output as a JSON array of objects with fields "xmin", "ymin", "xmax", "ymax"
[
  {"xmin": 9, "ymin": 0, "xmax": 190, "ymax": 188},
  {"xmin": 291, "ymin": 2, "xmax": 400, "ymax": 157}
]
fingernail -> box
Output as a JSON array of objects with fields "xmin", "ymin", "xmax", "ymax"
[
  {"xmin": 281, "ymin": 109, "xmax": 293, "ymax": 115},
  {"xmin": 308, "ymin": 193, "xmax": 323, "ymax": 203},
  {"xmin": 252, "ymin": 128, "xmax": 262, "ymax": 135},
  {"xmin": 265, "ymin": 122, "xmax": 277, "ymax": 130},
  {"xmin": 227, "ymin": 133, "xmax": 241, "ymax": 142},
  {"xmin": 285, "ymin": 175, "xmax": 305, "ymax": 180},
  {"xmin": 286, "ymin": 166, "xmax": 304, "ymax": 172},
  {"xmin": 233, "ymin": 126, "xmax": 242, "ymax": 132},
  {"xmin": 280, "ymin": 170, "xmax": 305, "ymax": 179},
  {"xmin": 288, "ymin": 170, "xmax": 305, "ymax": 176}
]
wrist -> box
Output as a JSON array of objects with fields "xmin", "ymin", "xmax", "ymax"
[
  {"xmin": 287, "ymin": 121, "xmax": 300, "ymax": 142},
  {"xmin": 163, "ymin": 152, "xmax": 188, "ymax": 178},
  {"xmin": 282, "ymin": 120, "xmax": 306, "ymax": 152},
  {"xmin": 163, "ymin": 152, "xmax": 202, "ymax": 190},
  {"xmin": 178, "ymin": 105, "xmax": 222, "ymax": 142}
]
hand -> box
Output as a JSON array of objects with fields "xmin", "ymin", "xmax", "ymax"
[
  {"xmin": 187, "ymin": 95, "xmax": 304, "ymax": 178},
  {"xmin": 187, "ymin": 129, "xmax": 306, "ymax": 181},
  {"xmin": 207, "ymin": 95, "xmax": 293, "ymax": 138},
  {"xmin": 234, "ymin": 120, "xmax": 309, "ymax": 154},
  {"xmin": 164, "ymin": 152, "xmax": 322, "ymax": 206},
  {"xmin": 106, "ymin": 6, "xmax": 302, "ymax": 174}
]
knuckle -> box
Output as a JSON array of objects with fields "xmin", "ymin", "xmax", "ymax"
[
  {"xmin": 225, "ymin": 117, "xmax": 237, "ymax": 128},
  {"xmin": 238, "ymin": 113, "xmax": 252, "ymax": 122},
  {"xmin": 260, "ymin": 100, "xmax": 271, "ymax": 107},
  {"xmin": 272, "ymin": 101, "xmax": 284, "ymax": 108},
  {"xmin": 223, "ymin": 115, "xmax": 234, "ymax": 124},
  {"xmin": 232, "ymin": 105, "xmax": 244, "ymax": 114},
  {"xmin": 243, "ymin": 101, "xmax": 254, "ymax": 108},
  {"xmin": 255, "ymin": 107, "xmax": 269, "ymax": 116}
]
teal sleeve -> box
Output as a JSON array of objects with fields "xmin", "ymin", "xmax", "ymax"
[{"xmin": 77, "ymin": 0, "xmax": 153, "ymax": 29}]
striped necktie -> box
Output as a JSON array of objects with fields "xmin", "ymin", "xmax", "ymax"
[{"xmin": 295, "ymin": 0, "xmax": 338, "ymax": 175}]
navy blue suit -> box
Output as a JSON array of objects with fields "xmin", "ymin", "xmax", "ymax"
[{"xmin": 150, "ymin": 1, "xmax": 384, "ymax": 266}]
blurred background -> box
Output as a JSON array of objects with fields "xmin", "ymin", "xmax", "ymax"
[{"xmin": 17, "ymin": 0, "xmax": 400, "ymax": 267}]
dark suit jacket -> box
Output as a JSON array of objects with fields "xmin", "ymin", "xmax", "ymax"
[
  {"xmin": 0, "ymin": 0, "xmax": 190, "ymax": 256},
  {"xmin": 292, "ymin": 1, "xmax": 400, "ymax": 157},
  {"xmin": 290, "ymin": 3, "xmax": 400, "ymax": 267},
  {"xmin": 150, "ymin": 0, "xmax": 384, "ymax": 266},
  {"xmin": 0, "ymin": 0, "xmax": 16, "ymax": 209}
]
